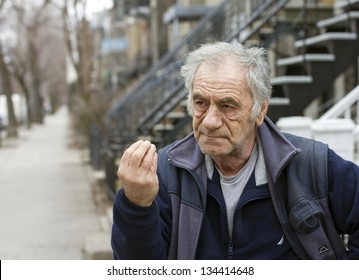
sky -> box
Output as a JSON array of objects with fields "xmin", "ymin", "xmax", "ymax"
[{"xmin": 85, "ymin": 0, "xmax": 113, "ymax": 18}]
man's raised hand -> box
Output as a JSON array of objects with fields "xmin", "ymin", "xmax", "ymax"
[{"xmin": 117, "ymin": 140, "xmax": 159, "ymax": 207}]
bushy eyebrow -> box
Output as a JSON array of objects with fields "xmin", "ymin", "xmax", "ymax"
[
  {"xmin": 192, "ymin": 92, "xmax": 243, "ymax": 110},
  {"xmin": 192, "ymin": 92, "xmax": 207, "ymax": 101},
  {"xmin": 217, "ymin": 96, "xmax": 241, "ymax": 107},
  {"xmin": 192, "ymin": 92, "xmax": 208, "ymax": 102}
]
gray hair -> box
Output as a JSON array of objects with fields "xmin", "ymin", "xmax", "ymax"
[{"xmin": 180, "ymin": 41, "xmax": 272, "ymax": 120}]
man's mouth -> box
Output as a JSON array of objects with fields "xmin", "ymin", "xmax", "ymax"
[{"xmin": 200, "ymin": 134, "xmax": 224, "ymax": 140}]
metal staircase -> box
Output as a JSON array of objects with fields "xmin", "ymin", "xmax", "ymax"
[{"xmin": 269, "ymin": 0, "xmax": 359, "ymax": 121}]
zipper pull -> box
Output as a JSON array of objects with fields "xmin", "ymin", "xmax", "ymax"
[{"xmin": 228, "ymin": 241, "xmax": 233, "ymax": 259}]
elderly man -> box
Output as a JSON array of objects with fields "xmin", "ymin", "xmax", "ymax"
[{"xmin": 111, "ymin": 41, "xmax": 359, "ymax": 259}]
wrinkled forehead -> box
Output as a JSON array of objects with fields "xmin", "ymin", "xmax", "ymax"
[{"xmin": 194, "ymin": 60, "xmax": 248, "ymax": 85}]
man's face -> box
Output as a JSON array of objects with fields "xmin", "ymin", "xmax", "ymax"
[{"xmin": 191, "ymin": 61, "xmax": 266, "ymax": 158}]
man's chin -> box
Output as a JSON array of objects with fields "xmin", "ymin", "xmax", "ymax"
[
  {"xmin": 198, "ymin": 143, "xmax": 227, "ymax": 157},
  {"xmin": 197, "ymin": 135, "xmax": 230, "ymax": 153}
]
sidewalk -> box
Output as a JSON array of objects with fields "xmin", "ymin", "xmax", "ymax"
[{"xmin": 0, "ymin": 107, "xmax": 112, "ymax": 260}]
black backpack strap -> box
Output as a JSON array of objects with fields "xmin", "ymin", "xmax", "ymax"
[{"xmin": 285, "ymin": 134, "xmax": 346, "ymax": 259}]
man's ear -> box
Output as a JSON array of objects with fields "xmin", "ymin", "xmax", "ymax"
[{"xmin": 255, "ymin": 100, "xmax": 269, "ymax": 126}]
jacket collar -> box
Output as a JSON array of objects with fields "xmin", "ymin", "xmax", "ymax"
[
  {"xmin": 167, "ymin": 116, "xmax": 300, "ymax": 183},
  {"xmin": 167, "ymin": 132, "xmax": 205, "ymax": 171},
  {"xmin": 257, "ymin": 117, "xmax": 300, "ymax": 183}
]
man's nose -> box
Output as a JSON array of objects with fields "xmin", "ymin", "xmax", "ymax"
[{"xmin": 202, "ymin": 105, "xmax": 222, "ymax": 130}]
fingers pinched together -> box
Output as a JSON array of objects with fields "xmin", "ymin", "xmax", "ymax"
[{"xmin": 117, "ymin": 140, "xmax": 159, "ymax": 207}]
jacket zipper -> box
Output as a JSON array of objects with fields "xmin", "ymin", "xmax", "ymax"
[
  {"xmin": 228, "ymin": 240, "xmax": 234, "ymax": 259},
  {"xmin": 204, "ymin": 183, "xmax": 235, "ymax": 259}
]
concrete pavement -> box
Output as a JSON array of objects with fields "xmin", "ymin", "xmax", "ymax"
[{"xmin": 0, "ymin": 107, "xmax": 112, "ymax": 259}]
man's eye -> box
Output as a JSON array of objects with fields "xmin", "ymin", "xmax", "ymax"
[
  {"xmin": 194, "ymin": 100, "xmax": 206, "ymax": 108},
  {"xmin": 221, "ymin": 104, "xmax": 236, "ymax": 111}
]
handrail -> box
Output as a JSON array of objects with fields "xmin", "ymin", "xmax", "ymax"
[
  {"xmin": 319, "ymin": 85, "xmax": 359, "ymax": 121},
  {"xmin": 228, "ymin": 0, "xmax": 290, "ymax": 43},
  {"xmin": 316, "ymin": 84, "xmax": 359, "ymax": 163}
]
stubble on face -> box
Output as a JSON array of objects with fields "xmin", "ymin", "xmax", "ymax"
[{"xmin": 191, "ymin": 61, "xmax": 258, "ymax": 171}]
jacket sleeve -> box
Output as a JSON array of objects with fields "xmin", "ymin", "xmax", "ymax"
[
  {"xmin": 111, "ymin": 181, "xmax": 172, "ymax": 260},
  {"xmin": 327, "ymin": 148, "xmax": 359, "ymax": 259}
]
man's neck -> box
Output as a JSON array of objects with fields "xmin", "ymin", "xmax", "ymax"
[{"xmin": 212, "ymin": 141, "xmax": 257, "ymax": 177}]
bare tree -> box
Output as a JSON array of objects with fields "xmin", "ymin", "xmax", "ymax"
[
  {"xmin": 10, "ymin": 0, "xmax": 68, "ymax": 128},
  {"xmin": 62, "ymin": 0, "xmax": 93, "ymax": 100},
  {"xmin": 39, "ymin": 19, "xmax": 68, "ymax": 114},
  {"xmin": 10, "ymin": 42, "xmax": 33, "ymax": 128},
  {"xmin": 27, "ymin": 0, "xmax": 52, "ymax": 124},
  {"xmin": 0, "ymin": 0, "xmax": 71, "ymax": 135},
  {"xmin": 10, "ymin": 0, "xmax": 53, "ymax": 125},
  {"xmin": 0, "ymin": 44, "xmax": 18, "ymax": 137},
  {"xmin": 0, "ymin": 0, "xmax": 18, "ymax": 137},
  {"xmin": 62, "ymin": 0, "xmax": 111, "ymax": 141}
]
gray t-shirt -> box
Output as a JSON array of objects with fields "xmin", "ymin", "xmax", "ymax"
[{"xmin": 205, "ymin": 140, "xmax": 267, "ymax": 238}]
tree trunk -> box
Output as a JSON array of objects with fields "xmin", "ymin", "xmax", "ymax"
[
  {"xmin": 28, "ymin": 35, "xmax": 44, "ymax": 124},
  {"xmin": 0, "ymin": 45, "xmax": 18, "ymax": 137},
  {"xmin": 13, "ymin": 69, "xmax": 32, "ymax": 129}
]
